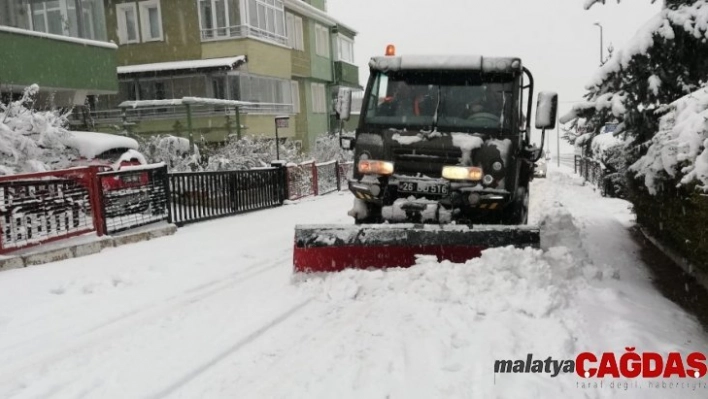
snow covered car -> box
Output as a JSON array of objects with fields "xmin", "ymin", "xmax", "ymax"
[
  {"xmin": 534, "ymin": 151, "xmax": 550, "ymax": 178},
  {"xmin": 64, "ymin": 131, "xmax": 152, "ymax": 217}
]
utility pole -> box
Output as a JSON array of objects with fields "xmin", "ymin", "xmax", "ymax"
[{"xmin": 594, "ymin": 22, "xmax": 604, "ymax": 66}]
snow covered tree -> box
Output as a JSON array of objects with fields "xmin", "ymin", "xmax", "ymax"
[
  {"xmin": 0, "ymin": 85, "xmax": 78, "ymax": 176},
  {"xmin": 562, "ymin": 0, "xmax": 708, "ymax": 192}
]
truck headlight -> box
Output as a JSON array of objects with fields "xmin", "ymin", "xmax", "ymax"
[
  {"xmin": 358, "ymin": 160, "xmax": 394, "ymax": 175},
  {"xmin": 442, "ymin": 166, "xmax": 483, "ymax": 181}
]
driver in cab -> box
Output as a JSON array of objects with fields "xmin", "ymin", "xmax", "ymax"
[{"xmin": 378, "ymin": 83, "xmax": 437, "ymax": 118}]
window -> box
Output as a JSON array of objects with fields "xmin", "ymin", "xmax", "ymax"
[
  {"xmin": 286, "ymin": 13, "xmax": 304, "ymax": 51},
  {"xmin": 116, "ymin": 3, "xmax": 139, "ymax": 44},
  {"xmin": 311, "ymin": 83, "xmax": 327, "ymax": 114},
  {"xmin": 26, "ymin": 0, "xmax": 106, "ymax": 41},
  {"xmin": 314, "ymin": 24, "xmax": 330, "ymax": 58},
  {"xmin": 246, "ymin": 0, "xmax": 285, "ymax": 40},
  {"xmin": 199, "ymin": 0, "xmax": 231, "ymax": 39},
  {"xmin": 291, "ymin": 81, "xmax": 300, "ymax": 113},
  {"xmin": 139, "ymin": 0, "xmax": 163, "ymax": 41},
  {"xmin": 337, "ymin": 35, "xmax": 354, "ymax": 64}
]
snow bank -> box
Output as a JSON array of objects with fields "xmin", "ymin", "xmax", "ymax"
[{"xmin": 630, "ymin": 87, "xmax": 708, "ymax": 193}]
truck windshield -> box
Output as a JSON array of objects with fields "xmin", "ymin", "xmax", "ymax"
[{"xmin": 363, "ymin": 70, "xmax": 516, "ymax": 133}]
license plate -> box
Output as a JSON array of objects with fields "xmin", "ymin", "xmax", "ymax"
[{"xmin": 398, "ymin": 181, "xmax": 449, "ymax": 195}]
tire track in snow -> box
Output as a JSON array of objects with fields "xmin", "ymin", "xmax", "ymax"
[
  {"xmin": 147, "ymin": 297, "xmax": 315, "ymax": 399},
  {"xmin": 0, "ymin": 253, "xmax": 291, "ymax": 385},
  {"xmin": 167, "ymin": 297, "xmax": 377, "ymax": 398}
]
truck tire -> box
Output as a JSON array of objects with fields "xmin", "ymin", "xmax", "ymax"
[
  {"xmin": 352, "ymin": 201, "xmax": 382, "ymax": 225},
  {"xmin": 502, "ymin": 187, "xmax": 529, "ymax": 225}
]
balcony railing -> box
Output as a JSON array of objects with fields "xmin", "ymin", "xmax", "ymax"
[
  {"xmin": 71, "ymin": 103, "xmax": 294, "ymax": 125},
  {"xmin": 200, "ymin": 25, "xmax": 289, "ymax": 47}
]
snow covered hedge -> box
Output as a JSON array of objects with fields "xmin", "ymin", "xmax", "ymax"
[
  {"xmin": 630, "ymin": 87, "xmax": 708, "ymax": 194},
  {"xmin": 565, "ymin": 0, "xmax": 708, "ymax": 271},
  {"xmin": 157, "ymin": 133, "xmax": 354, "ymax": 172},
  {"xmin": 0, "ymin": 85, "xmax": 77, "ymax": 175}
]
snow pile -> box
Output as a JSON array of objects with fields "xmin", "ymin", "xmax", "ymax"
[
  {"xmin": 63, "ymin": 131, "xmax": 139, "ymax": 159},
  {"xmin": 630, "ymin": 87, "xmax": 708, "ymax": 193},
  {"xmin": 392, "ymin": 133, "xmax": 423, "ymax": 145},
  {"xmin": 0, "ymin": 85, "xmax": 76, "ymax": 175}
]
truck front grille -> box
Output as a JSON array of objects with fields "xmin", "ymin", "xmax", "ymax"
[{"xmin": 393, "ymin": 148, "xmax": 463, "ymax": 177}]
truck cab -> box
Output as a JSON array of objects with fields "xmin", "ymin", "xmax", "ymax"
[{"xmin": 337, "ymin": 51, "xmax": 557, "ymax": 225}]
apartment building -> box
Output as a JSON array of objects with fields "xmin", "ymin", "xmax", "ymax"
[
  {"xmin": 90, "ymin": 0, "xmax": 359, "ymax": 152},
  {"xmin": 0, "ymin": 0, "xmax": 118, "ymax": 108}
]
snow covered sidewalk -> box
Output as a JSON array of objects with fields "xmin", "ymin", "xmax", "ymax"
[{"xmin": 0, "ymin": 165, "xmax": 705, "ymax": 398}]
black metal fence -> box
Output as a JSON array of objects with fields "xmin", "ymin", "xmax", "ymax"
[
  {"xmin": 574, "ymin": 155, "xmax": 603, "ymax": 187},
  {"xmin": 169, "ymin": 167, "xmax": 285, "ymax": 226},
  {"xmin": 98, "ymin": 164, "xmax": 171, "ymax": 234}
]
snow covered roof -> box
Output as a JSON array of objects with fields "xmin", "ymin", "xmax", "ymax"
[
  {"xmin": 117, "ymin": 56, "xmax": 246, "ymax": 75},
  {"xmin": 368, "ymin": 55, "xmax": 522, "ymax": 73},
  {"xmin": 63, "ymin": 131, "xmax": 140, "ymax": 159}
]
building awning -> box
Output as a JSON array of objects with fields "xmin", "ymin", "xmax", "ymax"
[{"xmin": 117, "ymin": 56, "xmax": 247, "ymax": 75}]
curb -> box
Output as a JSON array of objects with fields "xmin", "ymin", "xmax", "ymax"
[
  {"xmin": 639, "ymin": 227, "xmax": 708, "ymax": 292},
  {"xmin": 0, "ymin": 224, "xmax": 178, "ymax": 271}
]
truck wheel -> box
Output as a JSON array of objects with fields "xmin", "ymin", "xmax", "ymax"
[
  {"xmin": 349, "ymin": 199, "xmax": 382, "ymax": 224},
  {"xmin": 502, "ymin": 187, "xmax": 529, "ymax": 225},
  {"xmin": 355, "ymin": 204, "xmax": 382, "ymax": 224}
]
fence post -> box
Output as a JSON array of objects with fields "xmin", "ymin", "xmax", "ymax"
[
  {"xmin": 270, "ymin": 160, "xmax": 288, "ymax": 204},
  {"xmin": 312, "ymin": 162, "xmax": 319, "ymax": 196},
  {"xmin": 335, "ymin": 160, "xmax": 341, "ymax": 191},
  {"xmin": 163, "ymin": 166, "xmax": 173, "ymax": 224},
  {"xmin": 87, "ymin": 167, "xmax": 106, "ymax": 237}
]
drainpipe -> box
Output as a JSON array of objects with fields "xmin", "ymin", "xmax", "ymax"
[{"xmin": 328, "ymin": 24, "xmax": 338, "ymax": 134}]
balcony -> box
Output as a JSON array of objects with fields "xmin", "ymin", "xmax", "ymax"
[
  {"xmin": 334, "ymin": 61, "xmax": 359, "ymax": 86},
  {"xmin": 200, "ymin": 25, "xmax": 288, "ymax": 47},
  {"xmin": 72, "ymin": 103, "xmax": 294, "ymax": 126},
  {"xmin": 0, "ymin": 26, "xmax": 117, "ymax": 96}
]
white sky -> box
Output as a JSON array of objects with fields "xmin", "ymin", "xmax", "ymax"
[{"xmin": 326, "ymin": 0, "xmax": 662, "ymax": 154}]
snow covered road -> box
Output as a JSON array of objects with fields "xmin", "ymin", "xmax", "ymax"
[{"xmin": 0, "ymin": 165, "xmax": 706, "ymax": 398}]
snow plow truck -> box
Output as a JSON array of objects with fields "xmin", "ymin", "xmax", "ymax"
[{"xmin": 294, "ymin": 46, "xmax": 558, "ymax": 273}]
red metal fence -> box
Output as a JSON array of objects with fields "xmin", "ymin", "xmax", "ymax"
[
  {"xmin": 286, "ymin": 160, "xmax": 353, "ymax": 201},
  {"xmin": 1, "ymin": 159, "xmax": 353, "ymax": 255},
  {"xmin": 0, "ymin": 167, "xmax": 103, "ymax": 254}
]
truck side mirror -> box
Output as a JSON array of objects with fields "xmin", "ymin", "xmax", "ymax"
[
  {"xmin": 336, "ymin": 87, "xmax": 353, "ymax": 121},
  {"xmin": 535, "ymin": 91, "xmax": 558, "ymax": 130}
]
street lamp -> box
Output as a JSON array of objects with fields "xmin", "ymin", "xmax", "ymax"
[{"xmin": 594, "ymin": 22, "xmax": 604, "ymax": 65}]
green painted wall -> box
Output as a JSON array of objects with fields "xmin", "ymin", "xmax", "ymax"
[
  {"xmin": 307, "ymin": 0, "xmax": 327, "ymax": 11},
  {"xmin": 202, "ymin": 39, "xmax": 292, "ymax": 79},
  {"xmin": 291, "ymin": 17, "xmax": 311, "ymax": 78},
  {"xmin": 0, "ymin": 30, "xmax": 117, "ymax": 93},
  {"xmin": 334, "ymin": 61, "xmax": 358, "ymax": 86},
  {"xmin": 308, "ymin": 21, "xmax": 332, "ymax": 82},
  {"xmin": 106, "ymin": 0, "xmax": 202, "ymax": 65},
  {"xmin": 301, "ymin": 80, "xmax": 329, "ymax": 150}
]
